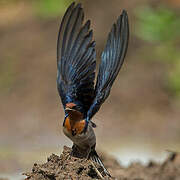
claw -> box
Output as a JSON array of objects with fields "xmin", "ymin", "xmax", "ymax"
[{"xmin": 90, "ymin": 121, "xmax": 97, "ymax": 128}]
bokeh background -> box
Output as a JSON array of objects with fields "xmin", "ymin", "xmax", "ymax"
[{"xmin": 1, "ymin": 0, "xmax": 180, "ymax": 179}]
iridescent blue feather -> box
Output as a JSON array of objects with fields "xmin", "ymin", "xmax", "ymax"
[
  {"xmin": 57, "ymin": 2, "xmax": 129, "ymax": 122},
  {"xmin": 87, "ymin": 10, "xmax": 129, "ymax": 120},
  {"xmin": 57, "ymin": 3, "xmax": 96, "ymax": 113}
]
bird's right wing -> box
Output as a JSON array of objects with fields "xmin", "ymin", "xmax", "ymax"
[
  {"xmin": 86, "ymin": 10, "xmax": 129, "ymax": 121},
  {"xmin": 57, "ymin": 2, "xmax": 96, "ymax": 113}
]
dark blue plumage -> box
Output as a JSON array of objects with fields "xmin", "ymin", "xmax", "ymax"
[
  {"xmin": 57, "ymin": 3, "xmax": 96, "ymax": 114},
  {"xmin": 86, "ymin": 10, "xmax": 129, "ymax": 121},
  {"xmin": 57, "ymin": 2, "xmax": 129, "ymax": 124}
]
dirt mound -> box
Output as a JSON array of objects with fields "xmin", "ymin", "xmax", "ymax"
[
  {"xmin": 24, "ymin": 146, "xmax": 180, "ymax": 180},
  {"xmin": 23, "ymin": 146, "xmax": 111, "ymax": 180}
]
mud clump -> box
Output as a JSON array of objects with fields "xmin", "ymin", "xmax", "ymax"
[
  {"xmin": 24, "ymin": 146, "xmax": 180, "ymax": 180},
  {"xmin": 23, "ymin": 146, "xmax": 111, "ymax": 180}
]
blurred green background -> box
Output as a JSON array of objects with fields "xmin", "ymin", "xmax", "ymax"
[{"xmin": 0, "ymin": 0, "xmax": 180, "ymax": 179}]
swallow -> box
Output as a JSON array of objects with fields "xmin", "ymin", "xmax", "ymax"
[{"xmin": 57, "ymin": 2, "xmax": 129, "ymax": 176}]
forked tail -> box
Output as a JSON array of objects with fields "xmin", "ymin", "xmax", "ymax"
[{"xmin": 89, "ymin": 150, "xmax": 111, "ymax": 177}]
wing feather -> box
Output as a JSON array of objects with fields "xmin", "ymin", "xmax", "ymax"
[
  {"xmin": 86, "ymin": 10, "xmax": 129, "ymax": 120},
  {"xmin": 57, "ymin": 2, "xmax": 96, "ymax": 112}
]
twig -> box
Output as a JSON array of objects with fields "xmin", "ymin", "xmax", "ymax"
[{"xmin": 90, "ymin": 160, "xmax": 104, "ymax": 180}]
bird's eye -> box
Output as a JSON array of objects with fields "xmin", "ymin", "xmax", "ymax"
[{"xmin": 72, "ymin": 106, "xmax": 80, "ymax": 111}]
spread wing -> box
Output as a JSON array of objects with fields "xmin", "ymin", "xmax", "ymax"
[
  {"xmin": 86, "ymin": 10, "xmax": 129, "ymax": 121},
  {"xmin": 57, "ymin": 2, "xmax": 96, "ymax": 113}
]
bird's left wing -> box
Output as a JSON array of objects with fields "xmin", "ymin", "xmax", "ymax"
[
  {"xmin": 86, "ymin": 10, "xmax": 129, "ymax": 121},
  {"xmin": 57, "ymin": 2, "xmax": 96, "ymax": 112}
]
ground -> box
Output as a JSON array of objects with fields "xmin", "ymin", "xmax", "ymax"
[{"xmin": 24, "ymin": 146, "xmax": 180, "ymax": 180}]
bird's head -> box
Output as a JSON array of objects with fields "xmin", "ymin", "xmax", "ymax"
[
  {"xmin": 65, "ymin": 103, "xmax": 83, "ymax": 120},
  {"xmin": 64, "ymin": 102, "xmax": 85, "ymax": 135}
]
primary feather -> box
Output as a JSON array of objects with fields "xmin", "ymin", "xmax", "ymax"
[
  {"xmin": 57, "ymin": 2, "xmax": 96, "ymax": 113},
  {"xmin": 87, "ymin": 10, "xmax": 129, "ymax": 120},
  {"xmin": 57, "ymin": 2, "xmax": 129, "ymax": 122}
]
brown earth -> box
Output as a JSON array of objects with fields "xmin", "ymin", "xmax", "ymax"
[{"xmin": 23, "ymin": 146, "xmax": 180, "ymax": 180}]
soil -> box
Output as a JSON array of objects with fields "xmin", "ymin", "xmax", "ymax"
[{"xmin": 23, "ymin": 146, "xmax": 180, "ymax": 180}]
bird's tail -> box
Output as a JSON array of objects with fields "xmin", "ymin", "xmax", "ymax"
[{"xmin": 89, "ymin": 149, "xmax": 111, "ymax": 177}]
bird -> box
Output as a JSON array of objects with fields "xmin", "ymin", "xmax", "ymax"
[{"xmin": 57, "ymin": 2, "xmax": 129, "ymax": 176}]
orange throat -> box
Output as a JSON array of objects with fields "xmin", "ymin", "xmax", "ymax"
[{"xmin": 64, "ymin": 111, "xmax": 85, "ymax": 135}]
